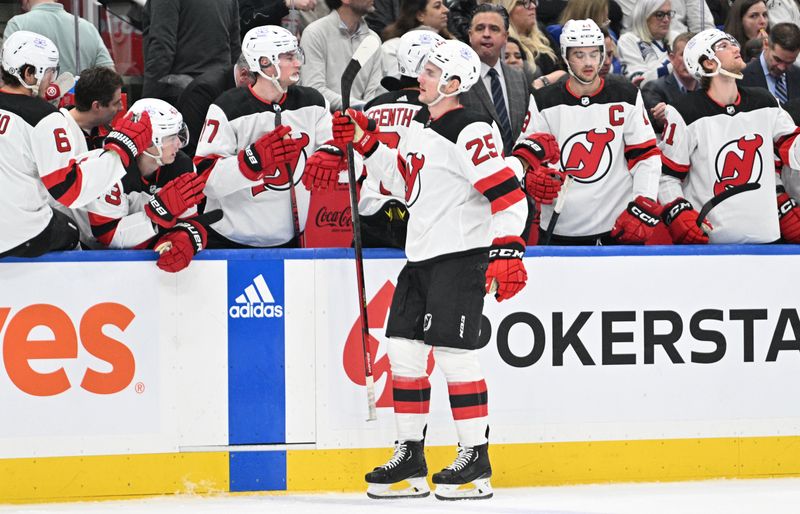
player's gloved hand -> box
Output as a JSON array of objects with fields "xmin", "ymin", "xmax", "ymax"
[
  {"xmin": 777, "ymin": 188, "xmax": 800, "ymax": 242},
  {"xmin": 104, "ymin": 110, "xmax": 153, "ymax": 168},
  {"xmin": 237, "ymin": 125, "xmax": 300, "ymax": 181},
  {"xmin": 485, "ymin": 236, "xmax": 527, "ymax": 302},
  {"xmin": 154, "ymin": 218, "xmax": 208, "ymax": 273},
  {"xmin": 525, "ymin": 165, "xmax": 566, "ymax": 204},
  {"xmin": 662, "ymin": 197, "xmax": 711, "ymax": 244},
  {"xmin": 610, "ymin": 195, "xmax": 663, "ymax": 244},
  {"xmin": 303, "ymin": 141, "xmax": 347, "ymax": 190},
  {"xmin": 145, "ymin": 173, "xmax": 206, "ymax": 228},
  {"xmin": 333, "ymin": 109, "xmax": 380, "ymax": 156},
  {"xmin": 512, "ymin": 132, "xmax": 560, "ymax": 169}
]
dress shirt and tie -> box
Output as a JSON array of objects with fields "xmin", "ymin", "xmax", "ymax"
[{"xmin": 481, "ymin": 62, "xmax": 513, "ymax": 154}]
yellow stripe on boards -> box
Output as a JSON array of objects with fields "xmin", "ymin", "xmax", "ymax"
[
  {"xmin": 287, "ymin": 436, "xmax": 800, "ymax": 492},
  {"xmin": 0, "ymin": 452, "xmax": 229, "ymax": 504}
]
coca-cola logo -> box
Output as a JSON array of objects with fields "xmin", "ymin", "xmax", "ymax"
[{"xmin": 315, "ymin": 205, "xmax": 352, "ymax": 228}]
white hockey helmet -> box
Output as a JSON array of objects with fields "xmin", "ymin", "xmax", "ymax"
[
  {"xmin": 241, "ymin": 25, "xmax": 303, "ymax": 90},
  {"xmin": 397, "ymin": 30, "xmax": 445, "ymax": 78},
  {"xmin": 684, "ymin": 28, "xmax": 741, "ymax": 79},
  {"xmin": 424, "ymin": 40, "xmax": 481, "ymax": 105},
  {"xmin": 1, "ymin": 30, "xmax": 59, "ymax": 94},
  {"xmin": 129, "ymin": 98, "xmax": 188, "ymax": 165},
  {"xmin": 560, "ymin": 19, "xmax": 606, "ymax": 82}
]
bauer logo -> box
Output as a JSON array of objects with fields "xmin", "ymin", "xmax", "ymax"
[{"xmin": 228, "ymin": 273, "xmax": 284, "ymax": 318}]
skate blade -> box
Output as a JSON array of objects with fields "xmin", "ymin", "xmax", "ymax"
[
  {"xmin": 434, "ymin": 478, "xmax": 493, "ymax": 501},
  {"xmin": 366, "ymin": 477, "xmax": 431, "ymax": 499}
]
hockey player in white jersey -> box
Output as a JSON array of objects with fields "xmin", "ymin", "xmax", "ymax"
[
  {"xmin": 358, "ymin": 30, "xmax": 444, "ymax": 248},
  {"xmin": 194, "ymin": 25, "xmax": 334, "ymax": 248},
  {"xmin": 0, "ymin": 31, "xmax": 152, "ymax": 257},
  {"xmin": 309, "ymin": 40, "xmax": 549, "ymax": 500},
  {"xmin": 522, "ymin": 19, "xmax": 663, "ymax": 245},
  {"xmin": 659, "ymin": 29, "xmax": 800, "ymax": 244}
]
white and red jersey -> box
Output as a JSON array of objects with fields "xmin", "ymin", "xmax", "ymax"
[
  {"xmin": 0, "ymin": 92, "xmax": 125, "ymax": 253},
  {"xmin": 194, "ymin": 84, "xmax": 332, "ymax": 247},
  {"xmin": 361, "ymin": 89, "xmax": 426, "ymax": 215},
  {"xmin": 522, "ymin": 75, "xmax": 661, "ymax": 238},
  {"xmin": 73, "ymin": 151, "xmax": 197, "ymax": 249},
  {"xmin": 363, "ymin": 106, "xmax": 527, "ymax": 262},
  {"xmin": 659, "ymin": 87, "xmax": 800, "ymax": 244}
]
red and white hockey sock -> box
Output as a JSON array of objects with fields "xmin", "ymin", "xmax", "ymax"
[
  {"xmin": 447, "ymin": 379, "xmax": 489, "ymax": 448},
  {"xmin": 392, "ymin": 375, "xmax": 430, "ymax": 442}
]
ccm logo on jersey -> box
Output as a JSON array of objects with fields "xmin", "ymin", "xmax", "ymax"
[
  {"xmin": 489, "ymin": 248, "xmax": 524, "ymax": 259},
  {"xmin": 1, "ymin": 303, "xmax": 136, "ymax": 397}
]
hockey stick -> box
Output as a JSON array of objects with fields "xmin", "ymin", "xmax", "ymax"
[
  {"xmin": 274, "ymin": 105, "xmax": 304, "ymax": 247},
  {"xmin": 696, "ymin": 182, "xmax": 761, "ymax": 231},
  {"xmin": 341, "ymin": 34, "xmax": 381, "ymax": 422},
  {"xmin": 539, "ymin": 174, "xmax": 574, "ymax": 246}
]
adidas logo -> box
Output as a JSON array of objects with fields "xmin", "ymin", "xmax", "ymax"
[{"xmin": 228, "ymin": 274, "xmax": 284, "ymax": 319}]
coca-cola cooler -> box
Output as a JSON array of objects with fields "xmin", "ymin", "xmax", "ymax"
[{"xmin": 303, "ymin": 184, "xmax": 353, "ymax": 248}]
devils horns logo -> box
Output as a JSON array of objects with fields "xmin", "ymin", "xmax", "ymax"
[
  {"xmin": 713, "ymin": 135, "xmax": 763, "ymax": 195},
  {"xmin": 398, "ymin": 152, "xmax": 425, "ymax": 205},
  {"xmin": 560, "ymin": 129, "xmax": 615, "ymax": 183},
  {"xmin": 251, "ymin": 133, "xmax": 311, "ymax": 196}
]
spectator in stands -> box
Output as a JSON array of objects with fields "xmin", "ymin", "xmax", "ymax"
[
  {"xmin": 599, "ymin": 27, "xmax": 620, "ymax": 77},
  {"xmin": 366, "ymin": 0, "xmax": 400, "ymax": 34},
  {"xmin": 766, "ymin": 0, "xmax": 800, "ymax": 28},
  {"xmin": 740, "ymin": 22, "xmax": 800, "ymax": 105},
  {"xmin": 239, "ymin": 0, "xmax": 319, "ymax": 35},
  {"xmin": 618, "ymin": 0, "xmax": 679, "ymax": 86},
  {"xmin": 4, "ymin": 0, "xmax": 114, "ymax": 75},
  {"xmin": 725, "ymin": 0, "xmax": 769, "ymax": 47},
  {"xmin": 380, "ymin": 0, "xmax": 452, "ymax": 78},
  {"xmin": 617, "ymin": 0, "xmax": 714, "ymax": 35},
  {"xmin": 641, "ymin": 31, "xmax": 697, "ymax": 133},
  {"xmin": 505, "ymin": 35, "xmax": 537, "ymax": 85},
  {"xmin": 500, "ymin": 0, "xmax": 562, "ymax": 78},
  {"xmin": 177, "ymin": 54, "xmax": 255, "ymax": 158},
  {"xmin": 300, "ymin": 0, "xmax": 384, "ymax": 111},
  {"xmin": 559, "ymin": 0, "xmax": 615, "ymax": 38},
  {"xmin": 461, "ymin": 4, "xmax": 530, "ymax": 154},
  {"xmin": 743, "ymin": 36, "xmax": 766, "ymax": 61},
  {"xmin": 142, "ymin": 0, "xmax": 241, "ymax": 106}
]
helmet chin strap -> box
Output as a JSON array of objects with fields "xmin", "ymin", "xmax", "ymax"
[
  {"xmin": 143, "ymin": 146, "xmax": 165, "ymax": 167},
  {"xmin": 719, "ymin": 67, "xmax": 744, "ymax": 80},
  {"xmin": 427, "ymin": 81, "xmax": 459, "ymax": 107}
]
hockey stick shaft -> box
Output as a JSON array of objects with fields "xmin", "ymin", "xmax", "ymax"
[
  {"xmin": 696, "ymin": 182, "xmax": 761, "ymax": 228},
  {"xmin": 341, "ymin": 35, "xmax": 381, "ymax": 422},
  {"xmin": 540, "ymin": 174, "xmax": 574, "ymax": 246},
  {"xmin": 275, "ymin": 106, "xmax": 303, "ymax": 247}
]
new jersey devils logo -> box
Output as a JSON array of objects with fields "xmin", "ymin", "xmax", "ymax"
[
  {"xmin": 251, "ymin": 133, "xmax": 311, "ymax": 196},
  {"xmin": 560, "ymin": 129, "xmax": 616, "ymax": 183},
  {"xmin": 398, "ymin": 152, "xmax": 425, "ymax": 205},
  {"xmin": 713, "ymin": 134, "xmax": 763, "ymax": 195}
]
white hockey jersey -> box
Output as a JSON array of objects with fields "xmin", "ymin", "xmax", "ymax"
[
  {"xmin": 194, "ymin": 85, "xmax": 332, "ymax": 247},
  {"xmin": 659, "ymin": 87, "xmax": 800, "ymax": 244},
  {"xmin": 0, "ymin": 92, "xmax": 125, "ymax": 253},
  {"xmin": 523, "ymin": 75, "xmax": 661, "ymax": 238},
  {"xmin": 361, "ymin": 89, "xmax": 426, "ymax": 215},
  {"xmin": 364, "ymin": 106, "xmax": 527, "ymax": 262}
]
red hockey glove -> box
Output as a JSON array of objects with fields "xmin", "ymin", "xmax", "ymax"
[
  {"xmin": 154, "ymin": 219, "xmax": 208, "ymax": 273},
  {"xmin": 485, "ymin": 236, "xmax": 527, "ymax": 302},
  {"xmin": 303, "ymin": 142, "xmax": 347, "ymax": 190},
  {"xmin": 512, "ymin": 132, "xmax": 560, "ymax": 169},
  {"xmin": 525, "ymin": 165, "xmax": 566, "ymax": 204},
  {"xmin": 237, "ymin": 125, "xmax": 301, "ymax": 181},
  {"xmin": 104, "ymin": 110, "xmax": 153, "ymax": 167},
  {"xmin": 662, "ymin": 197, "xmax": 711, "ymax": 244},
  {"xmin": 777, "ymin": 189, "xmax": 800, "ymax": 242},
  {"xmin": 145, "ymin": 173, "xmax": 206, "ymax": 228},
  {"xmin": 610, "ymin": 195, "xmax": 663, "ymax": 244},
  {"xmin": 333, "ymin": 109, "xmax": 379, "ymax": 156}
]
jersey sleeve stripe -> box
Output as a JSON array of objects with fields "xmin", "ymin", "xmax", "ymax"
[
  {"xmin": 626, "ymin": 146, "xmax": 661, "ymax": 169},
  {"xmin": 661, "ymin": 154, "xmax": 690, "ymax": 178},
  {"xmin": 41, "ymin": 160, "xmax": 83, "ymax": 207},
  {"xmin": 776, "ymin": 128, "xmax": 800, "ymax": 167},
  {"xmin": 474, "ymin": 168, "xmax": 526, "ymax": 214},
  {"xmin": 193, "ymin": 153, "xmax": 223, "ymax": 175},
  {"xmin": 88, "ymin": 212, "xmax": 120, "ymax": 247},
  {"xmin": 624, "ymin": 138, "xmax": 657, "ymax": 152}
]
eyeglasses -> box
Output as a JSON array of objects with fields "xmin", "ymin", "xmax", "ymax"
[
  {"xmin": 517, "ymin": 0, "xmax": 538, "ymax": 8},
  {"xmin": 652, "ymin": 10, "xmax": 676, "ymax": 20}
]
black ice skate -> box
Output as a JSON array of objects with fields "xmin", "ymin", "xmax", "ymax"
[
  {"xmin": 432, "ymin": 442, "xmax": 493, "ymax": 500},
  {"xmin": 365, "ymin": 439, "xmax": 429, "ymax": 499}
]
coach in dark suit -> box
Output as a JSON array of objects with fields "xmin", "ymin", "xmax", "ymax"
[
  {"xmin": 641, "ymin": 32, "xmax": 698, "ymax": 134},
  {"xmin": 740, "ymin": 22, "xmax": 800, "ymax": 105},
  {"xmin": 460, "ymin": 4, "xmax": 530, "ymax": 155}
]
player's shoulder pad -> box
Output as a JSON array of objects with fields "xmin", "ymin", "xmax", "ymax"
[
  {"xmin": 738, "ymin": 85, "xmax": 780, "ymax": 110},
  {"xmin": 212, "ymin": 86, "xmax": 254, "ymax": 121},
  {"xmin": 365, "ymin": 89, "xmax": 422, "ymax": 111},
  {"xmin": 429, "ymin": 107, "xmax": 493, "ymax": 144},
  {"xmin": 0, "ymin": 93, "xmax": 58, "ymax": 127},
  {"xmin": 670, "ymin": 90, "xmax": 712, "ymax": 126},
  {"xmin": 284, "ymin": 85, "xmax": 327, "ymax": 111}
]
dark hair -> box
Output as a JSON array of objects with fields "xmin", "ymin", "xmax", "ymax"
[
  {"xmin": 74, "ymin": 67, "xmax": 124, "ymax": 112},
  {"xmin": 769, "ymin": 22, "xmax": 800, "ymax": 52},
  {"xmin": 382, "ymin": 0, "xmax": 453, "ymax": 41},
  {"xmin": 325, "ymin": 0, "xmax": 342, "ymax": 10},
  {"xmin": 743, "ymin": 37, "xmax": 764, "ymax": 61},
  {"xmin": 724, "ymin": 0, "xmax": 768, "ymax": 47},
  {"xmin": 505, "ymin": 36, "xmax": 528, "ymax": 61},
  {"xmin": 469, "ymin": 3, "xmax": 510, "ymax": 31},
  {"xmin": 0, "ymin": 64, "xmax": 34, "ymax": 88}
]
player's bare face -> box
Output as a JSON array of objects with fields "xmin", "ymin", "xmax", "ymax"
[
  {"xmin": 277, "ymin": 52, "xmax": 303, "ymax": 87},
  {"xmin": 567, "ymin": 47, "xmax": 602, "ymax": 83},
  {"xmin": 714, "ymin": 39, "xmax": 745, "ymax": 74},
  {"xmin": 468, "ymin": 12, "xmax": 508, "ymax": 66},
  {"xmin": 417, "ymin": 62, "xmax": 443, "ymax": 105},
  {"xmin": 97, "ymin": 88, "xmax": 123, "ymax": 126},
  {"xmin": 158, "ymin": 135, "xmax": 181, "ymax": 165}
]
